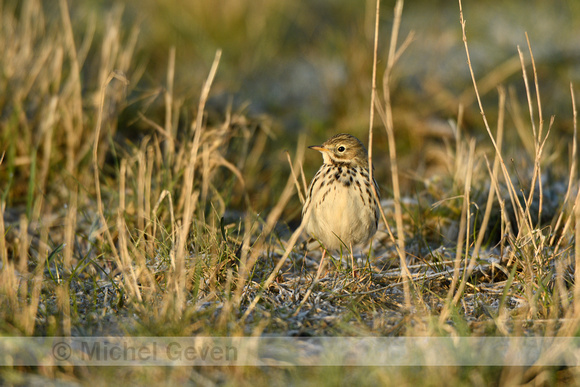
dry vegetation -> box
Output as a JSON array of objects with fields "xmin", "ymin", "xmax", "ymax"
[{"xmin": 1, "ymin": 0, "xmax": 580, "ymax": 385}]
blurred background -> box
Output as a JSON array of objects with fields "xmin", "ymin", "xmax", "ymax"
[{"xmin": 8, "ymin": 0, "xmax": 580, "ymax": 217}]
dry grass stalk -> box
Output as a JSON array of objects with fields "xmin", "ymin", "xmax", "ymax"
[
  {"xmin": 368, "ymin": 0, "xmax": 416, "ymax": 309},
  {"xmin": 448, "ymin": 139, "xmax": 475, "ymax": 307},
  {"xmin": 473, "ymin": 87, "xmax": 506, "ymax": 255}
]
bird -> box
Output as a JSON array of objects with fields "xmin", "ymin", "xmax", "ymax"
[{"xmin": 302, "ymin": 133, "xmax": 380, "ymax": 275}]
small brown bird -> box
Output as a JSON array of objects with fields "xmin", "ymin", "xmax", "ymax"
[{"xmin": 302, "ymin": 133, "xmax": 380, "ymax": 272}]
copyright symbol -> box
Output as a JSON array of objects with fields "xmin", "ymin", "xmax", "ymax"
[{"xmin": 52, "ymin": 342, "xmax": 72, "ymax": 361}]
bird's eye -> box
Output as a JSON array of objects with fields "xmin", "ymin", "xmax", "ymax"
[{"xmin": 337, "ymin": 146, "xmax": 346, "ymax": 152}]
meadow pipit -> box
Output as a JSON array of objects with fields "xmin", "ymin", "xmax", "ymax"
[{"xmin": 302, "ymin": 133, "xmax": 380, "ymax": 272}]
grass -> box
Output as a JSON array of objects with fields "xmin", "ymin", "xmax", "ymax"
[{"xmin": 1, "ymin": 0, "xmax": 580, "ymax": 384}]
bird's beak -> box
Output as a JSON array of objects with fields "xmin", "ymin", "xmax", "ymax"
[{"xmin": 308, "ymin": 145, "xmax": 327, "ymax": 153}]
